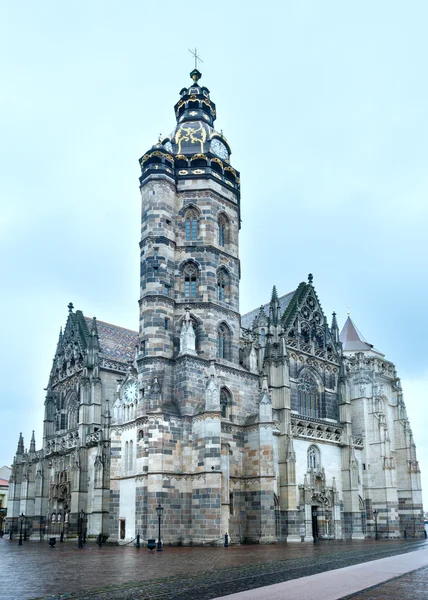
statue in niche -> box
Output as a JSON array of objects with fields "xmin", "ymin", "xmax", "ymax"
[
  {"xmin": 249, "ymin": 346, "xmax": 258, "ymax": 373},
  {"xmin": 179, "ymin": 308, "xmax": 197, "ymax": 356},
  {"xmin": 205, "ymin": 362, "xmax": 220, "ymax": 411}
]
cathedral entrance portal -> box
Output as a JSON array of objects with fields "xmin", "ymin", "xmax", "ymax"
[{"xmin": 312, "ymin": 506, "xmax": 319, "ymax": 540}]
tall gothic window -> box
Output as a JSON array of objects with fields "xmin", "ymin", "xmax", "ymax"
[
  {"xmin": 217, "ymin": 268, "xmax": 230, "ymax": 302},
  {"xmin": 129, "ymin": 440, "xmax": 133, "ymax": 472},
  {"xmin": 220, "ymin": 388, "xmax": 231, "ymax": 419},
  {"xmin": 217, "ymin": 323, "xmax": 230, "ymax": 359},
  {"xmin": 307, "ymin": 445, "xmax": 321, "ymax": 470},
  {"xmin": 183, "ymin": 263, "xmax": 198, "ymax": 298},
  {"xmin": 185, "ymin": 210, "xmax": 198, "ymax": 241},
  {"xmin": 217, "ymin": 214, "xmax": 229, "ymax": 247},
  {"xmin": 297, "ymin": 373, "xmax": 320, "ymax": 418},
  {"xmin": 124, "ymin": 441, "xmax": 129, "ymax": 474}
]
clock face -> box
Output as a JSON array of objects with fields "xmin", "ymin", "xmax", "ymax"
[
  {"xmin": 211, "ymin": 138, "xmax": 228, "ymax": 160},
  {"xmin": 123, "ymin": 381, "xmax": 138, "ymax": 404}
]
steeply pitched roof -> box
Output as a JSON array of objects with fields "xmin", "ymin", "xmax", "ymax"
[
  {"xmin": 83, "ymin": 317, "xmax": 138, "ymax": 364},
  {"xmin": 241, "ymin": 290, "xmax": 295, "ymax": 329},
  {"xmin": 339, "ymin": 316, "xmax": 384, "ymax": 356}
]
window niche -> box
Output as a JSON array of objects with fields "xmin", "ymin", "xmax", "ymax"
[
  {"xmin": 184, "ymin": 209, "xmax": 198, "ymax": 241},
  {"xmin": 297, "ymin": 373, "xmax": 320, "ymax": 418},
  {"xmin": 217, "ymin": 323, "xmax": 231, "ymax": 360},
  {"xmin": 183, "ymin": 262, "xmax": 199, "ymax": 298},
  {"xmin": 307, "ymin": 445, "xmax": 321, "ymax": 470}
]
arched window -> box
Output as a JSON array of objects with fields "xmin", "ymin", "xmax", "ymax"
[
  {"xmin": 298, "ymin": 373, "xmax": 320, "ymax": 418},
  {"xmin": 218, "ymin": 214, "xmax": 229, "ymax": 247},
  {"xmin": 217, "ymin": 323, "xmax": 230, "ymax": 360},
  {"xmin": 217, "ymin": 268, "xmax": 230, "ymax": 302},
  {"xmin": 185, "ymin": 209, "xmax": 198, "ymax": 241},
  {"xmin": 138, "ymin": 430, "xmax": 144, "ymax": 442},
  {"xmin": 129, "ymin": 440, "xmax": 133, "ymax": 472},
  {"xmin": 183, "ymin": 263, "xmax": 198, "ymax": 298},
  {"xmin": 308, "ymin": 445, "xmax": 321, "ymax": 470},
  {"xmin": 260, "ymin": 329, "xmax": 266, "ymax": 345},
  {"xmin": 220, "ymin": 388, "xmax": 231, "ymax": 419},
  {"xmin": 124, "ymin": 441, "xmax": 129, "ymax": 473}
]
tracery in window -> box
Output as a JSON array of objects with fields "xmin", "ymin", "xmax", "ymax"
[
  {"xmin": 307, "ymin": 445, "xmax": 321, "ymax": 470},
  {"xmin": 220, "ymin": 388, "xmax": 231, "ymax": 419},
  {"xmin": 185, "ymin": 209, "xmax": 198, "ymax": 241},
  {"xmin": 298, "ymin": 373, "xmax": 320, "ymax": 418},
  {"xmin": 183, "ymin": 262, "xmax": 198, "ymax": 298},
  {"xmin": 217, "ymin": 323, "xmax": 230, "ymax": 359},
  {"xmin": 217, "ymin": 268, "xmax": 230, "ymax": 302},
  {"xmin": 217, "ymin": 213, "xmax": 229, "ymax": 247}
]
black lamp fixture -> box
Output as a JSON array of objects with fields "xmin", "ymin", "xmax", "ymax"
[
  {"xmin": 18, "ymin": 513, "xmax": 25, "ymax": 546},
  {"xmin": 373, "ymin": 509, "xmax": 379, "ymax": 540},
  {"xmin": 78, "ymin": 509, "xmax": 85, "ymax": 549},
  {"xmin": 156, "ymin": 503, "xmax": 164, "ymax": 552}
]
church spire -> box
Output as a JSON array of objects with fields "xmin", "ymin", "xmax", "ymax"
[
  {"xmin": 268, "ymin": 285, "xmax": 281, "ymax": 326},
  {"xmin": 331, "ymin": 312, "xmax": 339, "ymax": 344},
  {"xmin": 17, "ymin": 432, "xmax": 24, "ymax": 455},
  {"xmin": 29, "ymin": 430, "xmax": 36, "ymax": 453}
]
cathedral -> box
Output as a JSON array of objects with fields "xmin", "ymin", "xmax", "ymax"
[{"xmin": 7, "ymin": 68, "xmax": 424, "ymax": 545}]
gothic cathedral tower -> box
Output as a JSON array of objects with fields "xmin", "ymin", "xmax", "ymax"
[{"xmin": 133, "ymin": 68, "xmax": 254, "ymax": 544}]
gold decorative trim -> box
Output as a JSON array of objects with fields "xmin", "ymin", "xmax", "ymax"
[{"xmin": 178, "ymin": 169, "xmax": 189, "ymax": 175}]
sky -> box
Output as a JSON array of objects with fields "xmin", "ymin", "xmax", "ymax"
[{"xmin": 1, "ymin": 1, "xmax": 427, "ymax": 504}]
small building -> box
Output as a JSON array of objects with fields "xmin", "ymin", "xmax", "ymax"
[{"xmin": 0, "ymin": 466, "xmax": 12, "ymax": 532}]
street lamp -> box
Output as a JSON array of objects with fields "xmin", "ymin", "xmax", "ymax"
[
  {"xmin": 156, "ymin": 503, "xmax": 164, "ymax": 552},
  {"xmin": 312, "ymin": 507, "xmax": 318, "ymax": 543},
  {"xmin": 78, "ymin": 509, "xmax": 85, "ymax": 549},
  {"xmin": 18, "ymin": 513, "xmax": 25, "ymax": 546},
  {"xmin": 373, "ymin": 509, "xmax": 379, "ymax": 540}
]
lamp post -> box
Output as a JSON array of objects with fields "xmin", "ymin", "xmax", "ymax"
[
  {"xmin": 78, "ymin": 510, "xmax": 85, "ymax": 548},
  {"xmin": 373, "ymin": 509, "xmax": 379, "ymax": 540},
  {"xmin": 18, "ymin": 513, "xmax": 25, "ymax": 546},
  {"xmin": 156, "ymin": 503, "xmax": 164, "ymax": 552},
  {"xmin": 312, "ymin": 507, "xmax": 318, "ymax": 543}
]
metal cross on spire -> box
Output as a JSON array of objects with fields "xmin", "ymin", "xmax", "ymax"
[{"xmin": 189, "ymin": 47, "xmax": 203, "ymax": 70}]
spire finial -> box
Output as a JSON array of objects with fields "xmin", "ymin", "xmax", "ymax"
[
  {"xmin": 308, "ymin": 273, "xmax": 313, "ymax": 284},
  {"xmin": 188, "ymin": 48, "xmax": 203, "ymax": 83},
  {"xmin": 68, "ymin": 302, "xmax": 74, "ymax": 313},
  {"xmin": 188, "ymin": 47, "xmax": 203, "ymax": 70},
  {"xmin": 347, "ymin": 305, "xmax": 351, "ymax": 316}
]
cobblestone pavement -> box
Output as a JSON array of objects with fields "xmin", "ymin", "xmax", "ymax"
[
  {"xmin": 340, "ymin": 564, "xmax": 428, "ymax": 599},
  {"xmin": 1, "ymin": 537, "xmax": 426, "ymax": 600}
]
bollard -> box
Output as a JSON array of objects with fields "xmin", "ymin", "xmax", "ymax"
[
  {"xmin": 97, "ymin": 533, "xmax": 102, "ymax": 547},
  {"xmin": 136, "ymin": 533, "xmax": 141, "ymax": 549},
  {"xmin": 60, "ymin": 532, "xmax": 64, "ymax": 543},
  {"xmin": 424, "ymin": 529, "xmax": 427, "ymax": 539},
  {"xmin": 224, "ymin": 533, "xmax": 229, "ymax": 548},
  {"xmin": 404, "ymin": 529, "xmax": 407, "ymax": 539}
]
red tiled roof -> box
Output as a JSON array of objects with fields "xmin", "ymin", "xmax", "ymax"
[{"xmin": 0, "ymin": 479, "xmax": 9, "ymax": 486}]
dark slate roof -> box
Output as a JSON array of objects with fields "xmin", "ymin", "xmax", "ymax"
[
  {"xmin": 339, "ymin": 316, "xmax": 384, "ymax": 356},
  {"xmin": 84, "ymin": 317, "xmax": 138, "ymax": 364},
  {"xmin": 241, "ymin": 290, "xmax": 296, "ymax": 329}
]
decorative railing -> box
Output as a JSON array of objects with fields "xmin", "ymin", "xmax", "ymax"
[
  {"xmin": 86, "ymin": 430, "xmax": 103, "ymax": 446},
  {"xmin": 291, "ymin": 416, "xmax": 343, "ymax": 445}
]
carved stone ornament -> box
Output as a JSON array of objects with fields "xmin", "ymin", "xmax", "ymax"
[
  {"xmin": 179, "ymin": 308, "xmax": 197, "ymax": 356},
  {"xmin": 205, "ymin": 362, "xmax": 220, "ymax": 411}
]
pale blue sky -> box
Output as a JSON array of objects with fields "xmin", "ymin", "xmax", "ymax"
[{"xmin": 1, "ymin": 1, "xmax": 427, "ymax": 501}]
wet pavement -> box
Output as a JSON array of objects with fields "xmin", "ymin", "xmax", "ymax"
[
  {"xmin": 1, "ymin": 536, "xmax": 426, "ymax": 600},
  {"xmin": 341, "ymin": 564, "xmax": 428, "ymax": 599}
]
